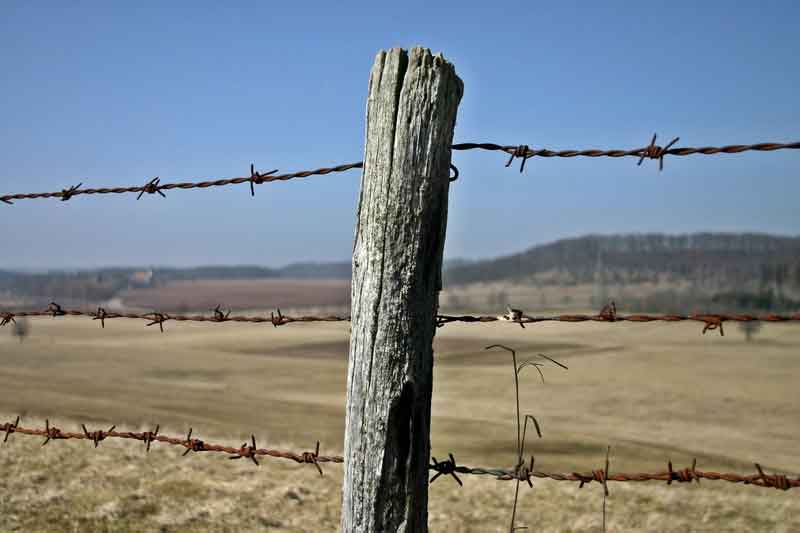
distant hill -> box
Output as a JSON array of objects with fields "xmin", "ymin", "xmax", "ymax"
[
  {"xmin": 444, "ymin": 233, "xmax": 800, "ymax": 291},
  {"xmin": 3, "ymin": 233, "xmax": 800, "ymax": 313}
]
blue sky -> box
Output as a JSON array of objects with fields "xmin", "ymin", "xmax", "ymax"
[{"xmin": 1, "ymin": 1, "xmax": 798, "ymax": 269}]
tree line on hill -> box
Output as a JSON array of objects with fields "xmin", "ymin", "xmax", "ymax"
[{"xmin": 2, "ymin": 233, "xmax": 799, "ymax": 313}]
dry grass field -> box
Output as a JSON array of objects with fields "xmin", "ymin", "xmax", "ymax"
[{"xmin": 0, "ymin": 311, "xmax": 798, "ymax": 531}]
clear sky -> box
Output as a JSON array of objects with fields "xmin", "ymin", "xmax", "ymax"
[{"xmin": 1, "ymin": 1, "xmax": 798, "ymax": 269}]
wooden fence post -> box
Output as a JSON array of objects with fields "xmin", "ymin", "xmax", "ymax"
[{"xmin": 340, "ymin": 47, "xmax": 463, "ymax": 532}]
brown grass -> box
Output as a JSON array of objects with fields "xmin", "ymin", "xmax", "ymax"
[{"xmin": 0, "ymin": 316, "xmax": 798, "ymax": 531}]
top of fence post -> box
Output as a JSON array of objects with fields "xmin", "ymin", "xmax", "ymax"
[{"xmin": 340, "ymin": 46, "xmax": 463, "ymax": 532}]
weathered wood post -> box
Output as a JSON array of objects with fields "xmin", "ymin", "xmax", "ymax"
[{"xmin": 341, "ymin": 47, "xmax": 463, "ymax": 532}]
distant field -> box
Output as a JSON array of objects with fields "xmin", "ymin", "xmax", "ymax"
[
  {"xmin": 439, "ymin": 279, "xmax": 693, "ymax": 314},
  {"xmin": 0, "ymin": 315, "xmax": 798, "ymax": 531},
  {"xmin": 119, "ymin": 278, "xmax": 351, "ymax": 313}
]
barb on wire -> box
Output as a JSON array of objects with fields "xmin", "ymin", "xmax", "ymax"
[
  {"xmin": 92, "ymin": 307, "xmax": 108, "ymax": 328},
  {"xmin": 60, "ymin": 182, "xmax": 83, "ymax": 202},
  {"xmin": 667, "ymin": 458, "xmax": 700, "ymax": 485},
  {"xmin": 145, "ymin": 312, "xmax": 169, "ymax": 333},
  {"xmin": 230, "ymin": 435, "xmax": 260, "ymax": 466},
  {"xmin": 181, "ymin": 428, "xmax": 205, "ymax": 457},
  {"xmin": 506, "ymin": 145, "xmax": 531, "ymax": 173},
  {"xmin": 271, "ymin": 308, "xmax": 285, "ymax": 327},
  {"xmin": 41, "ymin": 419, "xmax": 64, "ymax": 446},
  {"xmin": 429, "ymin": 453, "xmax": 462, "ymax": 487},
  {"xmin": 136, "ymin": 177, "xmax": 166, "ymax": 200},
  {"xmin": 505, "ymin": 306, "xmax": 526, "ymax": 328},
  {"xmin": 637, "ymin": 134, "xmax": 680, "ymax": 170},
  {"xmin": 299, "ymin": 441, "xmax": 324, "ymax": 476},
  {"xmin": 140, "ymin": 425, "xmax": 160, "ymax": 453},
  {"xmin": 3, "ymin": 416, "xmax": 19, "ymax": 442},
  {"xmin": 82, "ymin": 424, "xmax": 116, "ymax": 448},
  {"xmin": 249, "ymin": 164, "xmax": 279, "ymax": 197},
  {"xmin": 755, "ymin": 463, "xmax": 792, "ymax": 491},
  {"xmin": 0, "ymin": 312, "xmax": 15, "ymax": 327},
  {"xmin": 213, "ymin": 305, "xmax": 231, "ymax": 322},
  {"xmin": 599, "ymin": 301, "xmax": 617, "ymax": 322},
  {"xmin": 700, "ymin": 315, "xmax": 725, "ymax": 336}
]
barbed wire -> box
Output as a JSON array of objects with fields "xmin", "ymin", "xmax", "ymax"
[
  {"xmin": 428, "ymin": 455, "xmax": 799, "ymax": 491},
  {"xmin": 0, "ymin": 303, "xmax": 349, "ymax": 332},
  {"xmin": 437, "ymin": 302, "xmax": 800, "ymax": 336},
  {"xmin": 3, "ymin": 302, "xmax": 799, "ymax": 335},
  {"xmin": 2, "ymin": 136, "xmax": 798, "ymax": 205},
  {"xmin": 1, "ymin": 418, "xmax": 794, "ymax": 491},
  {"xmin": 0, "ymin": 417, "xmax": 336, "ymax": 474},
  {"xmin": 0, "ymin": 162, "xmax": 363, "ymax": 205},
  {"xmin": 451, "ymin": 135, "xmax": 800, "ymax": 171}
]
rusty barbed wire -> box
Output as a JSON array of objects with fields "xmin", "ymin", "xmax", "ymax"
[
  {"xmin": 0, "ymin": 305, "xmax": 349, "ymax": 332},
  {"xmin": 0, "ymin": 418, "xmax": 338, "ymax": 472},
  {"xmin": 436, "ymin": 304, "xmax": 800, "ymax": 336},
  {"xmin": 3, "ymin": 302, "xmax": 799, "ymax": 334},
  {"xmin": 451, "ymin": 136, "xmax": 800, "ymax": 171},
  {"xmin": 427, "ymin": 455, "xmax": 799, "ymax": 490},
  {"xmin": 2, "ymin": 137, "xmax": 798, "ymax": 205},
  {"xmin": 1, "ymin": 418, "xmax": 794, "ymax": 491},
  {"xmin": 0, "ymin": 162, "xmax": 364, "ymax": 205}
]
